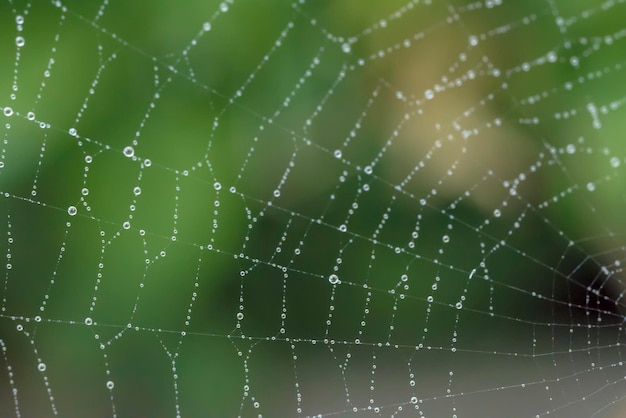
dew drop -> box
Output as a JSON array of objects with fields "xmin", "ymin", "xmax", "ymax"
[
  {"xmin": 333, "ymin": 149, "xmax": 342, "ymax": 159},
  {"xmin": 493, "ymin": 209, "xmax": 501, "ymax": 217},
  {"xmin": 3, "ymin": 107, "xmax": 13, "ymax": 117},
  {"xmin": 67, "ymin": 206, "xmax": 77, "ymax": 216},
  {"xmin": 106, "ymin": 380, "xmax": 114, "ymax": 390},
  {"xmin": 122, "ymin": 221, "xmax": 131, "ymax": 230},
  {"xmin": 341, "ymin": 43, "xmax": 351, "ymax": 53},
  {"xmin": 213, "ymin": 181, "xmax": 222, "ymax": 191},
  {"xmin": 15, "ymin": 36, "xmax": 25, "ymax": 47},
  {"xmin": 133, "ymin": 186, "xmax": 142, "ymax": 196},
  {"xmin": 611, "ymin": 157, "xmax": 620, "ymax": 168},
  {"xmin": 37, "ymin": 362, "xmax": 46, "ymax": 372},
  {"xmin": 328, "ymin": 274, "xmax": 340, "ymax": 285},
  {"xmin": 81, "ymin": 188, "xmax": 89, "ymax": 196},
  {"xmin": 424, "ymin": 89, "xmax": 434, "ymax": 100},
  {"xmin": 123, "ymin": 146, "xmax": 134, "ymax": 158},
  {"xmin": 586, "ymin": 182, "xmax": 596, "ymax": 192},
  {"xmin": 236, "ymin": 312, "xmax": 244, "ymax": 320},
  {"xmin": 84, "ymin": 317, "xmax": 93, "ymax": 326}
]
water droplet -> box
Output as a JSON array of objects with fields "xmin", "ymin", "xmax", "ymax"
[
  {"xmin": 3, "ymin": 107, "xmax": 13, "ymax": 117},
  {"xmin": 81, "ymin": 188, "xmax": 89, "ymax": 196},
  {"xmin": 122, "ymin": 221, "xmax": 131, "ymax": 230},
  {"xmin": 67, "ymin": 206, "xmax": 77, "ymax": 216},
  {"xmin": 143, "ymin": 159, "xmax": 151, "ymax": 167},
  {"xmin": 586, "ymin": 182, "xmax": 596, "ymax": 192},
  {"xmin": 133, "ymin": 186, "xmax": 141, "ymax": 196},
  {"xmin": 26, "ymin": 111, "xmax": 35, "ymax": 120},
  {"xmin": 328, "ymin": 274, "xmax": 339, "ymax": 285},
  {"xmin": 341, "ymin": 43, "xmax": 351, "ymax": 53},
  {"xmin": 442, "ymin": 235, "xmax": 449, "ymax": 243},
  {"xmin": 236, "ymin": 312, "xmax": 244, "ymax": 320},
  {"xmin": 213, "ymin": 181, "xmax": 221, "ymax": 191},
  {"xmin": 333, "ymin": 149, "xmax": 342, "ymax": 158},
  {"xmin": 123, "ymin": 146, "xmax": 134, "ymax": 158},
  {"xmin": 106, "ymin": 380, "xmax": 114, "ymax": 390},
  {"xmin": 85, "ymin": 317, "xmax": 93, "ymax": 325},
  {"xmin": 338, "ymin": 224, "xmax": 347, "ymax": 232},
  {"xmin": 424, "ymin": 89, "xmax": 434, "ymax": 100},
  {"xmin": 37, "ymin": 362, "xmax": 46, "ymax": 372},
  {"xmin": 203, "ymin": 22, "xmax": 212, "ymax": 31},
  {"xmin": 611, "ymin": 157, "xmax": 620, "ymax": 168},
  {"xmin": 493, "ymin": 209, "xmax": 501, "ymax": 217},
  {"xmin": 15, "ymin": 36, "xmax": 25, "ymax": 47},
  {"xmin": 455, "ymin": 302, "xmax": 463, "ymax": 309}
]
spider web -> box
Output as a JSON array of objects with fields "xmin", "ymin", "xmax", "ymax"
[{"xmin": 1, "ymin": 0, "xmax": 626, "ymax": 417}]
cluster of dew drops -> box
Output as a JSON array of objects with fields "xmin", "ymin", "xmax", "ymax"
[{"xmin": 66, "ymin": 145, "xmax": 149, "ymax": 219}]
